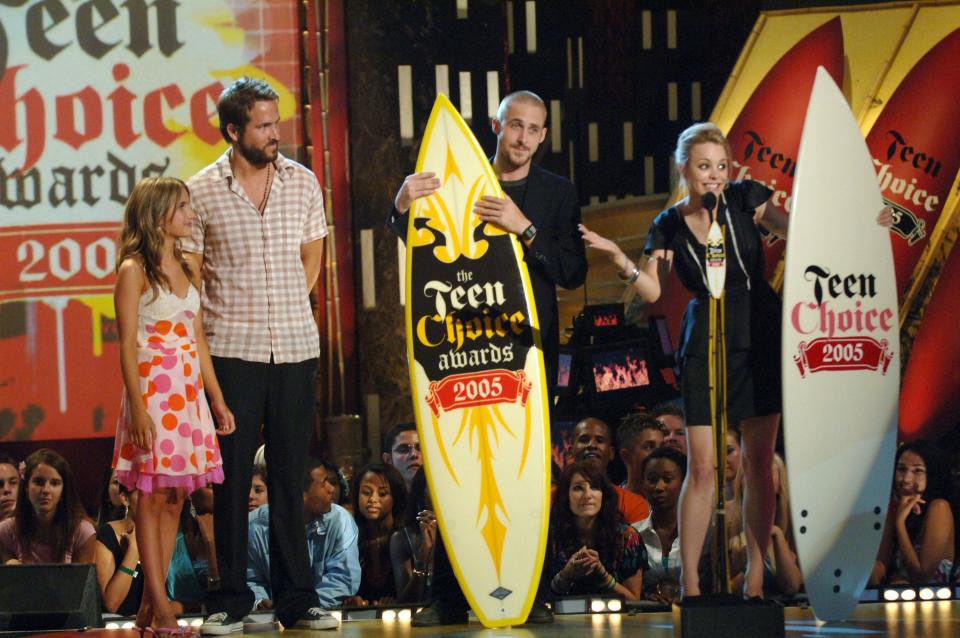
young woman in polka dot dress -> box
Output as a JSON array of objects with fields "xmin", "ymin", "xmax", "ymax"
[{"xmin": 113, "ymin": 177, "xmax": 235, "ymax": 635}]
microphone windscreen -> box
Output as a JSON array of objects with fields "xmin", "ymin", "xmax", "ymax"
[{"xmin": 701, "ymin": 192, "xmax": 717, "ymax": 211}]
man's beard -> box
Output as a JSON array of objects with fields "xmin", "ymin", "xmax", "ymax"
[{"xmin": 238, "ymin": 137, "xmax": 279, "ymax": 166}]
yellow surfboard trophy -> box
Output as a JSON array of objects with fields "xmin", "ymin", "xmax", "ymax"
[{"xmin": 404, "ymin": 95, "xmax": 551, "ymax": 627}]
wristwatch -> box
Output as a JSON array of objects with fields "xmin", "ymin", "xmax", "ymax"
[{"xmin": 521, "ymin": 223, "xmax": 537, "ymax": 241}]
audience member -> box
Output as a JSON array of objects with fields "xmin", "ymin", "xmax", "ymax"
[
  {"xmin": 94, "ymin": 468, "xmax": 127, "ymax": 527},
  {"xmin": 570, "ymin": 417, "xmax": 649, "ymax": 524},
  {"xmin": 390, "ymin": 469, "xmax": 437, "ymax": 603},
  {"xmin": 248, "ymin": 459, "xmax": 360, "ymax": 611},
  {"xmin": 871, "ymin": 441, "xmax": 955, "ymax": 585},
  {"xmin": 0, "ymin": 449, "xmax": 95, "ymax": 564},
  {"xmin": 547, "ymin": 462, "xmax": 646, "ymax": 600},
  {"xmin": 728, "ymin": 454, "xmax": 802, "ymax": 597},
  {"xmin": 654, "ymin": 402, "xmax": 686, "ymax": 456},
  {"xmin": 382, "ymin": 423, "xmax": 422, "ymax": 487},
  {"xmin": 0, "ymin": 454, "xmax": 19, "ymax": 521},
  {"xmin": 94, "ymin": 478, "xmax": 144, "ymax": 614},
  {"xmin": 248, "ymin": 466, "xmax": 268, "ymax": 512},
  {"xmin": 617, "ymin": 413, "xmax": 666, "ymax": 496},
  {"xmin": 344, "ymin": 463, "xmax": 407, "ymax": 606},
  {"xmin": 635, "ymin": 447, "xmax": 685, "ymax": 604},
  {"xmin": 166, "ymin": 489, "xmax": 220, "ymax": 614},
  {"xmin": 724, "ymin": 429, "xmax": 742, "ymax": 501}
]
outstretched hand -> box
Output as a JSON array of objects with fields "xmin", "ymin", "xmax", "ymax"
[{"xmin": 580, "ymin": 224, "xmax": 624, "ymax": 261}]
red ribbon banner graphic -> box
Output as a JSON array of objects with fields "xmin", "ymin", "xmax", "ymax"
[
  {"xmin": 793, "ymin": 337, "xmax": 893, "ymax": 378},
  {"xmin": 425, "ymin": 369, "xmax": 531, "ymax": 417}
]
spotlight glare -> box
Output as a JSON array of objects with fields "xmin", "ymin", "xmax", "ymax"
[
  {"xmin": 382, "ymin": 609, "xmax": 397, "ymax": 622},
  {"xmin": 920, "ymin": 588, "xmax": 935, "ymax": 601},
  {"xmin": 937, "ymin": 587, "xmax": 952, "ymax": 600},
  {"xmin": 883, "ymin": 589, "xmax": 900, "ymax": 602},
  {"xmin": 190, "ymin": 619, "xmax": 203, "ymax": 627},
  {"xmin": 590, "ymin": 599, "xmax": 606, "ymax": 613},
  {"xmin": 105, "ymin": 623, "xmax": 120, "ymax": 630},
  {"xmin": 177, "ymin": 620, "xmax": 187, "ymax": 627},
  {"xmin": 331, "ymin": 610, "xmax": 342, "ymax": 621},
  {"xmin": 397, "ymin": 608, "xmax": 412, "ymax": 621},
  {"xmin": 121, "ymin": 622, "xmax": 135, "ymax": 629},
  {"xmin": 606, "ymin": 599, "xmax": 622, "ymax": 612},
  {"xmin": 901, "ymin": 589, "xmax": 917, "ymax": 601}
]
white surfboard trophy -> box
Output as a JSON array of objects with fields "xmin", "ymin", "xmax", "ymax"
[{"xmin": 783, "ymin": 67, "xmax": 899, "ymax": 622}]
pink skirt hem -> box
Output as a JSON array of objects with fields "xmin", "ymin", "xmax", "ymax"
[{"xmin": 116, "ymin": 467, "xmax": 225, "ymax": 494}]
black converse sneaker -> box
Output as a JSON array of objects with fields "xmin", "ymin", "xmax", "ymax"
[
  {"xmin": 292, "ymin": 608, "xmax": 338, "ymax": 630},
  {"xmin": 199, "ymin": 612, "xmax": 244, "ymax": 635}
]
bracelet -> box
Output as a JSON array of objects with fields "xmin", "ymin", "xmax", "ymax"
[
  {"xmin": 618, "ymin": 266, "xmax": 640, "ymax": 285},
  {"xmin": 601, "ymin": 572, "xmax": 616, "ymax": 591},
  {"xmin": 118, "ymin": 564, "xmax": 137, "ymax": 577}
]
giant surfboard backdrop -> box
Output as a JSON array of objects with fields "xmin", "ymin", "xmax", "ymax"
[
  {"xmin": 404, "ymin": 94, "xmax": 551, "ymax": 628},
  {"xmin": 782, "ymin": 67, "xmax": 899, "ymax": 622}
]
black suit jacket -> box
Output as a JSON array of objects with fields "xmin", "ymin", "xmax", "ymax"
[{"xmin": 388, "ymin": 162, "xmax": 587, "ymax": 387}]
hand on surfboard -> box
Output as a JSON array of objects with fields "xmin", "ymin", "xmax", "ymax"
[
  {"xmin": 394, "ymin": 171, "xmax": 441, "ymax": 213},
  {"xmin": 473, "ymin": 194, "xmax": 531, "ymax": 236},
  {"xmin": 877, "ymin": 205, "xmax": 894, "ymax": 228}
]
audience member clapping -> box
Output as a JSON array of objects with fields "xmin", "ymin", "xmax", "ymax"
[
  {"xmin": 249, "ymin": 465, "xmax": 268, "ymax": 512},
  {"xmin": 94, "ymin": 475, "xmax": 144, "ymax": 614},
  {"xmin": 390, "ymin": 469, "xmax": 436, "ymax": 603},
  {"xmin": 344, "ymin": 463, "xmax": 407, "ymax": 606},
  {"xmin": 728, "ymin": 454, "xmax": 802, "ymax": 597},
  {"xmin": 0, "ymin": 449, "xmax": 95, "ymax": 564},
  {"xmin": 0, "ymin": 454, "xmax": 18, "ymax": 521},
  {"xmin": 547, "ymin": 462, "xmax": 646, "ymax": 600},
  {"xmin": 635, "ymin": 447, "xmax": 685, "ymax": 604},
  {"xmin": 871, "ymin": 441, "xmax": 955, "ymax": 586}
]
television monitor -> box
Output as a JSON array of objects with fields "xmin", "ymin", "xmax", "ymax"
[{"xmin": 589, "ymin": 342, "xmax": 651, "ymax": 393}]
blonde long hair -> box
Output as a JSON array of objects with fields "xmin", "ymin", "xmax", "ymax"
[{"xmin": 116, "ymin": 177, "xmax": 193, "ymax": 300}]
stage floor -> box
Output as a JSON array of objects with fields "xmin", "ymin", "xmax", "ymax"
[{"xmin": 29, "ymin": 601, "xmax": 960, "ymax": 638}]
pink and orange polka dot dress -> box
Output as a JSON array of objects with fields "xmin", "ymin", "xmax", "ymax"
[{"xmin": 113, "ymin": 284, "xmax": 225, "ymax": 493}]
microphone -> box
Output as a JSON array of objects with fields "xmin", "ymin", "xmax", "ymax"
[{"xmin": 701, "ymin": 191, "xmax": 717, "ymax": 213}]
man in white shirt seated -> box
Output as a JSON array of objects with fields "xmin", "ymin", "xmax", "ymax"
[{"xmin": 247, "ymin": 459, "xmax": 361, "ymax": 616}]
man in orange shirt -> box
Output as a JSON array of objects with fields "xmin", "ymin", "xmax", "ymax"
[{"xmin": 570, "ymin": 417, "xmax": 649, "ymax": 524}]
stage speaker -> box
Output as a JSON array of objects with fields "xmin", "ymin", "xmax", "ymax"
[{"xmin": 0, "ymin": 564, "xmax": 102, "ymax": 631}]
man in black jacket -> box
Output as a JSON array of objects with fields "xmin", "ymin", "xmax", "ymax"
[
  {"xmin": 387, "ymin": 90, "xmax": 586, "ymax": 626},
  {"xmin": 389, "ymin": 90, "xmax": 587, "ymax": 393}
]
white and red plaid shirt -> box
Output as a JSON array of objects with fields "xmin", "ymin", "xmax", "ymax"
[{"xmin": 183, "ymin": 150, "xmax": 327, "ymax": 363}]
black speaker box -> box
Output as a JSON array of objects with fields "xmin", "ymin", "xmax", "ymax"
[{"xmin": 0, "ymin": 564, "xmax": 102, "ymax": 631}]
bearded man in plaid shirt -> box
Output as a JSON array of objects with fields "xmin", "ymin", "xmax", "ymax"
[{"xmin": 183, "ymin": 78, "xmax": 336, "ymax": 632}]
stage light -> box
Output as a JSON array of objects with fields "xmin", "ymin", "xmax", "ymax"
[
  {"xmin": 331, "ymin": 611, "xmax": 342, "ymax": 621},
  {"xmin": 397, "ymin": 608, "xmax": 412, "ymax": 621},
  {"xmin": 920, "ymin": 588, "xmax": 935, "ymax": 600},
  {"xmin": 190, "ymin": 618, "xmax": 203, "ymax": 627},
  {"xmin": 936, "ymin": 587, "xmax": 952, "ymax": 600},
  {"xmin": 606, "ymin": 599, "xmax": 622, "ymax": 612},
  {"xmin": 883, "ymin": 589, "xmax": 900, "ymax": 602},
  {"xmin": 590, "ymin": 599, "xmax": 606, "ymax": 613},
  {"xmin": 121, "ymin": 622, "xmax": 135, "ymax": 629},
  {"xmin": 381, "ymin": 609, "xmax": 397, "ymax": 621},
  {"xmin": 901, "ymin": 588, "xmax": 917, "ymax": 601},
  {"xmin": 105, "ymin": 623, "xmax": 120, "ymax": 630},
  {"xmin": 177, "ymin": 619, "xmax": 187, "ymax": 627}
]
